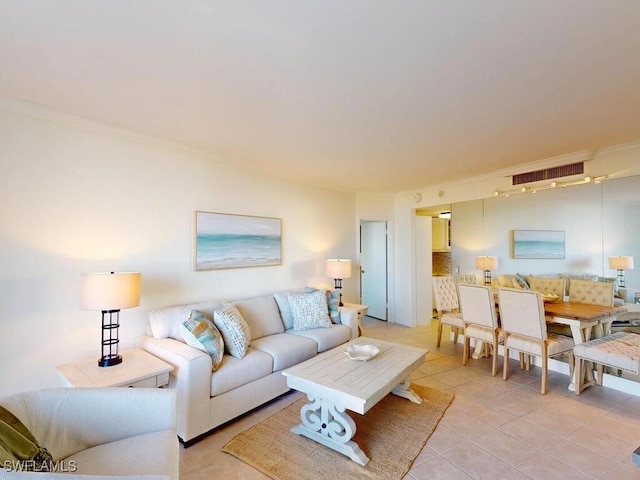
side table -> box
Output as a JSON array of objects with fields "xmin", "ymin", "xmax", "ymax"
[
  {"xmin": 341, "ymin": 302, "xmax": 369, "ymax": 335},
  {"xmin": 57, "ymin": 348, "xmax": 173, "ymax": 388}
]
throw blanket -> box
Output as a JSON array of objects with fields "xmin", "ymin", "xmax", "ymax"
[{"xmin": 0, "ymin": 405, "xmax": 53, "ymax": 471}]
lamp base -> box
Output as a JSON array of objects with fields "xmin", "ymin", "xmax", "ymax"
[
  {"xmin": 98, "ymin": 355, "xmax": 122, "ymax": 367},
  {"xmin": 100, "ymin": 309, "xmax": 122, "ymax": 368}
]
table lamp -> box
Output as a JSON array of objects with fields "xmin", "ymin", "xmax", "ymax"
[
  {"xmin": 81, "ymin": 271, "xmax": 141, "ymax": 367},
  {"xmin": 608, "ymin": 256, "xmax": 634, "ymax": 287},
  {"xmin": 475, "ymin": 256, "xmax": 498, "ymax": 287},
  {"xmin": 326, "ymin": 259, "xmax": 352, "ymax": 306}
]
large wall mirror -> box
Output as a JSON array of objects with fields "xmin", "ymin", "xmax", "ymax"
[{"xmin": 439, "ymin": 174, "xmax": 640, "ymax": 290}]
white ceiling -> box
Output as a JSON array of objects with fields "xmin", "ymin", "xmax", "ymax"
[{"xmin": 2, "ymin": 1, "xmax": 640, "ymax": 193}]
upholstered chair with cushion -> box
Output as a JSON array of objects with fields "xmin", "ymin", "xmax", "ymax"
[
  {"xmin": 568, "ymin": 279, "xmax": 615, "ymax": 337},
  {"xmin": 569, "ymin": 279, "xmax": 615, "ymax": 307},
  {"xmin": 458, "ymin": 284, "xmax": 501, "ymax": 376},
  {"xmin": 497, "ymin": 288, "xmax": 575, "ymax": 394},
  {"xmin": 432, "ymin": 276, "xmax": 464, "ymax": 348},
  {"xmin": 528, "ymin": 277, "xmax": 566, "ymax": 298}
]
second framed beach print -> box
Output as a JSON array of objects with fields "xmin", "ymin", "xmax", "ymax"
[
  {"xmin": 512, "ymin": 230, "xmax": 565, "ymax": 259},
  {"xmin": 196, "ymin": 211, "xmax": 282, "ymax": 270}
]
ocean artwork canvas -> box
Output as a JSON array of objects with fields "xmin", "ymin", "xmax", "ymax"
[
  {"xmin": 513, "ymin": 230, "xmax": 565, "ymax": 259},
  {"xmin": 196, "ymin": 212, "xmax": 282, "ymax": 270}
]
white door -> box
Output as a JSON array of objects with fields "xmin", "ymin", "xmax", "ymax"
[{"xmin": 360, "ymin": 221, "xmax": 388, "ymax": 320}]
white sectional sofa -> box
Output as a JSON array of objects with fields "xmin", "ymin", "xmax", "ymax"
[{"xmin": 137, "ymin": 290, "xmax": 359, "ymax": 446}]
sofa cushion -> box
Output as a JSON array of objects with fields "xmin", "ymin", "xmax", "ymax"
[
  {"xmin": 65, "ymin": 429, "xmax": 178, "ymax": 478},
  {"xmin": 273, "ymin": 289, "xmax": 305, "ymax": 330},
  {"xmin": 498, "ymin": 274, "xmax": 516, "ymax": 288},
  {"xmin": 214, "ymin": 304, "xmax": 251, "ymax": 359},
  {"xmin": 558, "ymin": 273, "xmax": 598, "ymax": 296},
  {"xmin": 288, "ymin": 324, "xmax": 352, "ymax": 352},
  {"xmin": 210, "ymin": 348, "xmax": 274, "ymax": 396},
  {"xmin": 288, "ymin": 290, "xmax": 332, "ymax": 331},
  {"xmin": 233, "ymin": 295, "xmax": 284, "ymax": 339},
  {"xmin": 149, "ymin": 301, "xmax": 225, "ymax": 340},
  {"xmin": 250, "ymin": 333, "xmax": 317, "ymax": 371},
  {"xmin": 179, "ymin": 310, "xmax": 225, "ymax": 371}
]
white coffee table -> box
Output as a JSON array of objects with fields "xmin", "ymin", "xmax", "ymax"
[{"xmin": 282, "ymin": 337, "xmax": 428, "ymax": 466}]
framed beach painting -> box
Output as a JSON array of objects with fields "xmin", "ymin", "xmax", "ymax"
[
  {"xmin": 195, "ymin": 211, "xmax": 282, "ymax": 270},
  {"xmin": 512, "ymin": 230, "xmax": 565, "ymax": 259}
]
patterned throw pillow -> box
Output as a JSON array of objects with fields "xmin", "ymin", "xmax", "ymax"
[
  {"xmin": 302, "ymin": 286, "xmax": 341, "ymax": 323},
  {"xmin": 513, "ymin": 273, "xmax": 530, "ymax": 290},
  {"xmin": 327, "ymin": 289, "xmax": 341, "ymax": 323},
  {"xmin": 288, "ymin": 289, "xmax": 333, "ymax": 332},
  {"xmin": 180, "ymin": 310, "xmax": 225, "ymax": 371},
  {"xmin": 213, "ymin": 304, "xmax": 251, "ymax": 359}
]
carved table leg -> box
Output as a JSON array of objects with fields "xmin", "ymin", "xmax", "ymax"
[
  {"xmin": 391, "ymin": 377, "xmax": 423, "ymax": 404},
  {"xmin": 291, "ymin": 395, "xmax": 369, "ymax": 466}
]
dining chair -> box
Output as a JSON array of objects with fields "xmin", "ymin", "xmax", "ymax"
[
  {"xmin": 432, "ymin": 276, "xmax": 464, "ymax": 347},
  {"xmin": 568, "ymin": 279, "xmax": 615, "ymax": 337},
  {"xmin": 497, "ymin": 287, "xmax": 575, "ymax": 394},
  {"xmin": 528, "ymin": 277, "xmax": 566, "ymax": 298},
  {"xmin": 458, "ymin": 284, "xmax": 501, "ymax": 376}
]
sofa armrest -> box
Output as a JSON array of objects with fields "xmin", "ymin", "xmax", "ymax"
[
  {"xmin": 339, "ymin": 307, "xmax": 359, "ymax": 339},
  {"xmin": 137, "ymin": 336, "xmax": 213, "ymax": 443},
  {"xmin": 2, "ymin": 388, "xmax": 176, "ymax": 462},
  {"xmin": 617, "ymin": 286, "xmax": 637, "ymax": 304}
]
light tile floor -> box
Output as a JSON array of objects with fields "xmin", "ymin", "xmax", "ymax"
[{"xmin": 180, "ymin": 317, "xmax": 640, "ymax": 479}]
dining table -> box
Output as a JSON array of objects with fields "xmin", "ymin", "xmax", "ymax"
[{"xmin": 473, "ymin": 294, "xmax": 626, "ymax": 391}]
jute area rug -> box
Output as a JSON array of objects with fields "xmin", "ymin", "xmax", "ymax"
[{"xmin": 222, "ymin": 384, "xmax": 454, "ymax": 480}]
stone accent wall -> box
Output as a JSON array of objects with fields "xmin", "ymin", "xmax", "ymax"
[{"xmin": 432, "ymin": 252, "xmax": 451, "ymax": 276}]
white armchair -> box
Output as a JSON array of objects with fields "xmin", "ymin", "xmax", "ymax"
[{"xmin": 0, "ymin": 388, "xmax": 178, "ymax": 479}]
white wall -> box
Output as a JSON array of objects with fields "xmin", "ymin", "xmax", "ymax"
[{"xmin": 0, "ymin": 107, "xmax": 357, "ymax": 395}]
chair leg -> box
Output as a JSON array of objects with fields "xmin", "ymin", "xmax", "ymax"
[
  {"xmin": 541, "ymin": 354, "xmax": 548, "ymax": 394},
  {"xmin": 452, "ymin": 327, "xmax": 459, "ymax": 345},
  {"xmin": 437, "ymin": 322, "xmax": 443, "ymax": 348},
  {"xmin": 491, "ymin": 341, "xmax": 498, "ymax": 377},
  {"xmin": 519, "ymin": 352, "xmax": 525, "ymax": 370},
  {"xmin": 463, "ymin": 336, "xmax": 469, "ymax": 366},
  {"xmin": 503, "ymin": 347, "xmax": 510, "ymax": 381},
  {"xmin": 541, "ymin": 343, "xmax": 549, "ymax": 395},
  {"xmin": 596, "ymin": 364, "xmax": 604, "ymax": 386},
  {"xmin": 575, "ymin": 357, "xmax": 583, "ymax": 396}
]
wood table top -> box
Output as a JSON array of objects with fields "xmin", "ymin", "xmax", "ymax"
[{"xmin": 544, "ymin": 301, "xmax": 626, "ymax": 321}]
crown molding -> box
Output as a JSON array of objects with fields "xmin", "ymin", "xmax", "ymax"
[{"xmin": 0, "ymin": 95, "xmax": 220, "ymax": 162}]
